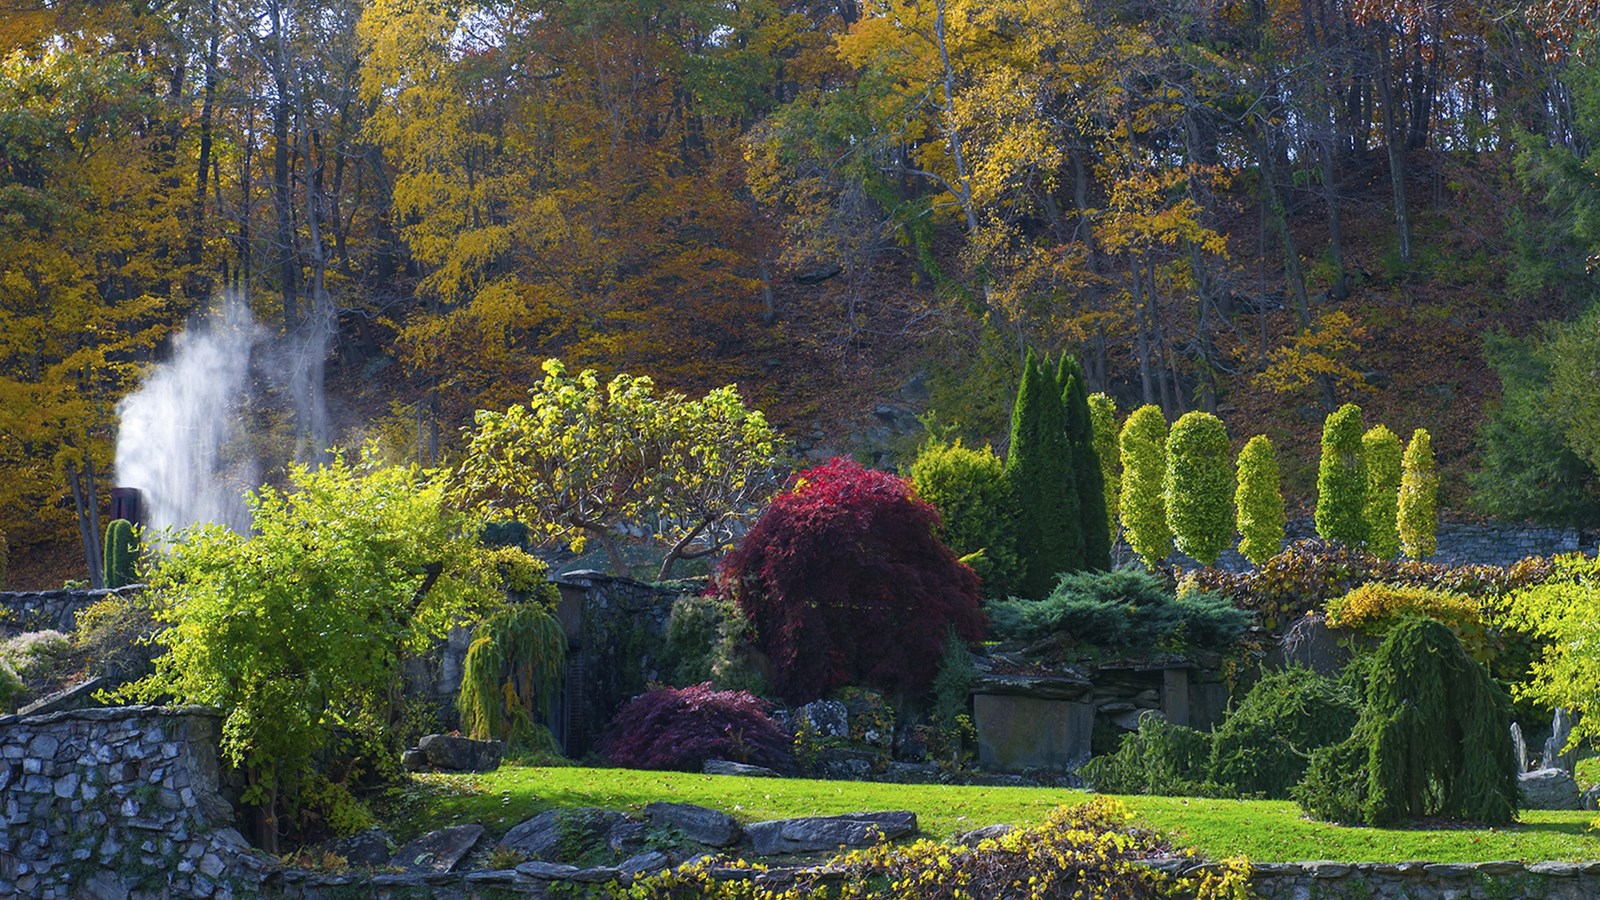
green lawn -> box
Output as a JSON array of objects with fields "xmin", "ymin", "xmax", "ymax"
[{"xmin": 378, "ymin": 765, "xmax": 1600, "ymax": 864}]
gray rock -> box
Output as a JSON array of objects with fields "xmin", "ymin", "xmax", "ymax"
[
  {"xmin": 1583, "ymin": 784, "xmax": 1600, "ymax": 811},
  {"xmin": 954, "ymin": 824, "xmax": 1013, "ymax": 847},
  {"xmin": 1520, "ymin": 767, "xmax": 1582, "ymax": 810},
  {"xmin": 417, "ymin": 733, "xmax": 503, "ymax": 772},
  {"xmin": 1544, "ymin": 708, "xmax": 1576, "ymax": 773},
  {"xmin": 77, "ymin": 871, "xmax": 129, "ymax": 900},
  {"xmin": 745, "ymin": 811, "xmax": 917, "ymax": 855},
  {"xmin": 884, "ymin": 762, "xmax": 938, "ymax": 784},
  {"xmin": 620, "ymin": 850, "xmax": 672, "ymax": 879},
  {"xmin": 646, "ymin": 802, "xmax": 743, "ymax": 847},
  {"xmin": 703, "ymin": 759, "xmax": 781, "ymax": 778},
  {"xmin": 328, "ymin": 828, "xmax": 392, "ymax": 866},
  {"xmin": 815, "ymin": 748, "xmax": 876, "ymax": 779},
  {"xmin": 797, "ymin": 700, "xmax": 849, "ymax": 738},
  {"xmin": 390, "ymin": 824, "xmax": 486, "ymax": 873},
  {"xmin": 606, "ymin": 820, "xmax": 647, "ymax": 854},
  {"xmin": 516, "ymin": 860, "xmax": 580, "ymax": 880},
  {"xmin": 401, "ymin": 748, "xmax": 427, "ymax": 771},
  {"xmin": 499, "ymin": 807, "xmax": 626, "ymax": 861}
]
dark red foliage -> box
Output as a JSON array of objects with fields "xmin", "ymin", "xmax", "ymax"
[
  {"xmin": 714, "ymin": 457, "xmax": 985, "ymax": 704},
  {"xmin": 600, "ymin": 683, "xmax": 793, "ymax": 773}
]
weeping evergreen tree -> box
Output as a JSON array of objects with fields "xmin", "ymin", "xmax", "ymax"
[
  {"xmin": 1005, "ymin": 351, "xmax": 1081, "ymax": 598},
  {"xmin": 1057, "ymin": 356, "xmax": 1111, "ymax": 571},
  {"xmin": 1295, "ymin": 618, "xmax": 1518, "ymax": 827},
  {"xmin": 457, "ymin": 602, "xmax": 567, "ymax": 750}
]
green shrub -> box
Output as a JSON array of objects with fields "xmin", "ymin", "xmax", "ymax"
[
  {"xmin": 1326, "ymin": 582, "xmax": 1492, "ymax": 661},
  {"xmin": 987, "ymin": 569, "xmax": 1248, "ymax": 655},
  {"xmin": 1006, "ymin": 351, "xmax": 1082, "ymax": 596},
  {"xmin": 1399, "ymin": 428, "xmax": 1439, "ymax": 559},
  {"xmin": 0, "ymin": 630, "xmax": 73, "ymax": 683},
  {"xmin": 103, "ymin": 518, "xmax": 140, "ymax": 589},
  {"xmin": 1164, "ymin": 411, "xmax": 1233, "ymax": 566},
  {"xmin": 927, "ymin": 630, "xmax": 977, "ymax": 767},
  {"xmin": 1295, "ymin": 618, "xmax": 1518, "ymax": 826},
  {"xmin": 1119, "ymin": 405, "xmax": 1173, "ymax": 568},
  {"xmin": 910, "ymin": 440, "xmax": 1020, "ymax": 597},
  {"xmin": 457, "ymin": 601, "xmax": 566, "ymax": 749},
  {"xmin": 1209, "ymin": 667, "xmax": 1359, "ymax": 799},
  {"xmin": 1234, "ymin": 435, "xmax": 1285, "ymax": 568},
  {"xmin": 1059, "ymin": 356, "xmax": 1111, "ymax": 571},
  {"xmin": 662, "ymin": 592, "xmax": 767, "ymax": 694},
  {"xmin": 1088, "ymin": 393, "xmax": 1121, "ymax": 548},
  {"xmin": 1362, "ymin": 426, "xmax": 1403, "ymax": 559},
  {"xmin": 74, "ymin": 591, "xmax": 162, "ymax": 680},
  {"xmin": 1078, "ymin": 715, "xmax": 1224, "ymax": 797},
  {"xmin": 1316, "ymin": 404, "xmax": 1367, "ymax": 547},
  {"xmin": 0, "ymin": 660, "xmax": 21, "ymax": 713}
]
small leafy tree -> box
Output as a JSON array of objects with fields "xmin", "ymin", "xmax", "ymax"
[
  {"xmin": 1059, "ymin": 356, "xmax": 1111, "ymax": 571},
  {"xmin": 457, "ymin": 360, "xmax": 779, "ymax": 580},
  {"xmin": 1087, "ymin": 393, "xmax": 1120, "ymax": 548},
  {"xmin": 1399, "ymin": 428, "xmax": 1439, "ymax": 559},
  {"xmin": 122, "ymin": 451, "xmax": 505, "ymax": 851},
  {"xmin": 909, "ymin": 439, "xmax": 1019, "ymax": 597},
  {"xmin": 1005, "ymin": 351, "xmax": 1081, "ymax": 596},
  {"xmin": 1508, "ymin": 554, "xmax": 1600, "ymax": 752},
  {"xmin": 1234, "ymin": 435, "xmax": 1285, "ymax": 567},
  {"xmin": 715, "ymin": 458, "xmax": 984, "ymax": 703},
  {"xmin": 1295, "ymin": 618, "xmax": 1518, "ymax": 826},
  {"xmin": 1165, "ymin": 411, "xmax": 1233, "ymax": 567},
  {"xmin": 1362, "ymin": 425, "xmax": 1403, "ymax": 559},
  {"xmin": 1119, "ymin": 405, "xmax": 1173, "ymax": 569},
  {"xmin": 456, "ymin": 593, "xmax": 567, "ymax": 750},
  {"xmin": 1315, "ymin": 403, "xmax": 1367, "ymax": 547}
]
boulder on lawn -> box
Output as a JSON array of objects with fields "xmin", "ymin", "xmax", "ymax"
[
  {"xmin": 703, "ymin": 759, "xmax": 781, "ymax": 778},
  {"xmin": 500, "ymin": 807, "xmax": 627, "ymax": 861},
  {"xmin": 328, "ymin": 828, "xmax": 392, "ymax": 866},
  {"xmin": 646, "ymin": 802, "xmax": 743, "ymax": 847},
  {"xmin": 390, "ymin": 825, "xmax": 486, "ymax": 873},
  {"xmin": 745, "ymin": 812, "xmax": 917, "ymax": 855},
  {"xmin": 1519, "ymin": 767, "xmax": 1581, "ymax": 810},
  {"xmin": 417, "ymin": 733, "xmax": 503, "ymax": 772}
]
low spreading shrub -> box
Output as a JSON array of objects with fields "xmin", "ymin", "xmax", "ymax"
[
  {"xmin": 1, "ymin": 630, "xmax": 73, "ymax": 683},
  {"xmin": 74, "ymin": 591, "xmax": 162, "ymax": 679},
  {"xmin": 987, "ymin": 569, "xmax": 1249, "ymax": 656},
  {"xmin": 1208, "ymin": 666, "xmax": 1359, "ymax": 799},
  {"xmin": 600, "ymin": 682, "xmax": 792, "ymax": 773},
  {"xmin": 715, "ymin": 458, "xmax": 984, "ymax": 703},
  {"xmin": 1326, "ymin": 583, "xmax": 1493, "ymax": 661},
  {"xmin": 624, "ymin": 796, "xmax": 1252, "ymax": 900},
  {"xmin": 0, "ymin": 660, "xmax": 22, "ymax": 713}
]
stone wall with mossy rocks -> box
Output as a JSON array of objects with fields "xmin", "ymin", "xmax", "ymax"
[
  {"xmin": 0, "ymin": 587, "xmax": 140, "ymax": 636},
  {"xmin": 1250, "ymin": 860, "xmax": 1600, "ymax": 899},
  {"xmin": 0, "ymin": 704, "xmax": 272, "ymax": 898}
]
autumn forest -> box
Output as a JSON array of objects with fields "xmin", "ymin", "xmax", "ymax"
[{"xmin": 3, "ymin": 0, "xmax": 1600, "ymax": 586}]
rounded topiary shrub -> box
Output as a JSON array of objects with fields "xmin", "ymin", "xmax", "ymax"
[
  {"xmin": 715, "ymin": 457, "xmax": 984, "ymax": 703},
  {"xmin": 1119, "ymin": 405, "xmax": 1173, "ymax": 568},
  {"xmin": 1164, "ymin": 411, "xmax": 1234, "ymax": 566},
  {"xmin": 1209, "ymin": 666, "xmax": 1359, "ymax": 799},
  {"xmin": 600, "ymin": 683, "xmax": 792, "ymax": 773},
  {"xmin": 1316, "ymin": 403, "xmax": 1367, "ymax": 547}
]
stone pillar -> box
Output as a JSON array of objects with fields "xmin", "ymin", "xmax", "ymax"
[{"xmin": 1161, "ymin": 668, "xmax": 1189, "ymax": 727}]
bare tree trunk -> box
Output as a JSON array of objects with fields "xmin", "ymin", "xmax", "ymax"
[
  {"xmin": 66, "ymin": 460, "xmax": 105, "ymax": 589},
  {"xmin": 1375, "ymin": 30, "xmax": 1412, "ymax": 265},
  {"xmin": 270, "ymin": 0, "xmax": 300, "ymax": 327}
]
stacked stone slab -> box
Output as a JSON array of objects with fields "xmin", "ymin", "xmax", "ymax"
[{"xmin": 0, "ymin": 705, "xmax": 271, "ymax": 898}]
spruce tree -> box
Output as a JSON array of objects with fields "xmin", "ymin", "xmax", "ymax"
[
  {"xmin": 1362, "ymin": 425, "xmax": 1404, "ymax": 559},
  {"xmin": 1398, "ymin": 428, "xmax": 1439, "ymax": 560},
  {"xmin": 1088, "ymin": 393, "xmax": 1120, "ymax": 548},
  {"xmin": 1316, "ymin": 403, "xmax": 1368, "ymax": 547},
  {"xmin": 1165, "ymin": 411, "xmax": 1234, "ymax": 567},
  {"xmin": 1005, "ymin": 351, "xmax": 1080, "ymax": 598},
  {"xmin": 1234, "ymin": 435, "xmax": 1285, "ymax": 568},
  {"xmin": 1058, "ymin": 356, "xmax": 1111, "ymax": 571},
  {"xmin": 1119, "ymin": 405, "xmax": 1173, "ymax": 569}
]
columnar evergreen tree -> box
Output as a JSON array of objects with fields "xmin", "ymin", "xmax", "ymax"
[
  {"xmin": 1234, "ymin": 435, "xmax": 1285, "ymax": 568},
  {"xmin": 1005, "ymin": 352, "xmax": 1081, "ymax": 597},
  {"xmin": 1399, "ymin": 429, "xmax": 1439, "ymax": 560},
  {"xmin": 1316, "ymin": 404, "xmax": 1368, "ymax": 547},
  {"xmin": 1164, "ymin": 411, "xmax": 1234, "ymax": 567},
  {"xmin": 1088, "ymin": 393, "xmax": 1120, "ymax": 548},
  {"xmin": 1058, "ymin": 356, "xmax": 1111, "ymax": 571},
  {"xmin": 1119, "ymin": 405, "xmax": 1173, "ymax": 569},
  {"xmin": 1362, "ymin": 425, "xmax": 1404, "ymax": 559},
  {"xmin": 103, "ymin": 519, "xmax": 139, "ymax": 589}
]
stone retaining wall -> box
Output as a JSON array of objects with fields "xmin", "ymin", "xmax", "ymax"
[
  {"xmin": 0, "ymin": 704, "xmax": 270, "ymax": 898},
  {"xmin": 1158, "ymin": 519, "xmax": 1591, "ymax": 573},
  {"xmin": 0, "ymin": 586, "xmax": 139, "ymax": 634},
  {"xmin": 1249, "ymin": 859, "xmax": 1600, "ymax": 899}
]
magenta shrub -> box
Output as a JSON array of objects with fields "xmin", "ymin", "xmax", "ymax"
[{"xmin": 600, "ymin": 682, "xmax": 792, "ymax": 772}]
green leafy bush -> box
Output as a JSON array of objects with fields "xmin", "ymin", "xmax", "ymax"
[
  {"xmin": 0, "ymin": 660, "xmax": 21, "ymax": 713},
  {"xmin": 987, "ymin": 569, "xmax": 1248, "ymax": 655},
  {"xmin": 927, "ymin": 630, "xmax": 977, "ymax": 767},
  {"xmin": 1327, "ymin": 583, "xmax": 1493, "ymax": 661},
  {"xmin": 74, "ymin": 590, "xmax": 162, "ymax": 680},
  {"xmin": 1362, "ymin": 426, "xmax": 1403, "ymax": 559},
  {"xmin": 1119, "ymin": 405, "xmax": 1173, "ymax": 569},
  {"xmin": 1078, "ymin": 715, "xmax": 1224, "ymax": 797},
  {"xmin": 1399, "ymin": 428, "xmax": 1439, "ymax": 559},
  {"xmin": 910, "ymin": 439, "xmax": 1020, "ymax": 597},
  {"xmin": 1209, "ymin": 667, "xmax": 1359, "ymax": 799},
  {"xmin": 1164, "ymin": 411, "xmax": 1233, "ymax": 566},
  {"xmin": 1295, "ymin": 619, "xmax": 1518, "ymax": 826},
  {"xmin": 1234, "ymin": 435, "xmax": 1285, "ymax": 568},
  {"xmin": 1316, "ymin": 404, "xmax": 1367, "ymax": 547},
  {"xmin": 662, "ymin": 592, "xmax": 767, "ymax": 694}
]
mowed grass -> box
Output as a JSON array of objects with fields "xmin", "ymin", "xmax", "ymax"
[{"xmin": 381, "ymin": 765, "xmax": 1600, "ymax": 863}]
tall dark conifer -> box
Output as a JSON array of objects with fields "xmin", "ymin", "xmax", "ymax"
[
  {"xmin": 1005, "ymin": 351, "xmax": 1080, "ymax": 597},
  {"xmin": 1058, "ymin": 355, "xmax": 1111, "ymax": 571}
]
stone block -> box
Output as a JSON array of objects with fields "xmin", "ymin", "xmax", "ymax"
[
  {"xmin": 646, "ymin": 802, "xmax": 743, "ymax": 847},
  {"xmin": 745, "ymin": 812, "xmax": 917, "ymax": 855},
  {"xmin": 1520, "ymin": 767, "xmax": 1582, "ymax": 810},
  {"xmin": 973, "ymin": 694, "xmax": 1093, "ymax": 773}
]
